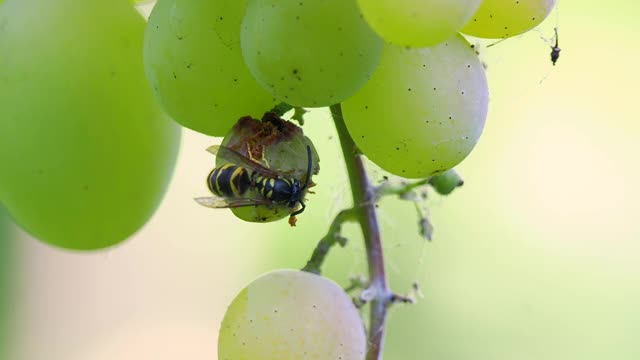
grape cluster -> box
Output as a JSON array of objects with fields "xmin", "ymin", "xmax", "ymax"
[
  {"xmin": 144, "ymin": 0, "xmax": 555, "ymax": 180},
  {"xmin": 141, "ymin": 1, "xmax": 553, "ymax": 357},
  {"xmin": 0, "ymin": 0, "xmax": 557, "ymax": 356}
]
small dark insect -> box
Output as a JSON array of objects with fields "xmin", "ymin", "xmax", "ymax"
[
  {"xmin": 196, "ymin": 144, "xmax": 313, "ymax": 218},
  {"xmin": 550, "ymin": 27, "xmax": 561, "ymax": 66}
]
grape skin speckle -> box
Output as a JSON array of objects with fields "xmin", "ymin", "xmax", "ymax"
[
  {"xmin": 342, "ymin": 34, "xmax": 488, "ymax": 178},
  {"xmin": 218, "ymin": 270, "xmax": 366, "ymax": 358}
]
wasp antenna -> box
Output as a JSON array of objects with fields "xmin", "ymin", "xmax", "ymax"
[{"xmin": 301, "ymin": 145, "xmax": 313, "ymax": 191}]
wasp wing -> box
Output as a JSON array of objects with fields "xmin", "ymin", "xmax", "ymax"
[
  {"xmin": 205, "ymin": 145, "xmax": 222, "ymax": 156},
  {"xmin": 206, "ymin": 144, "xmax": 286, "ymax": 178},
  {"xmin": 195, "ymin": 196, "xmax": 272, "ymax": 209}
]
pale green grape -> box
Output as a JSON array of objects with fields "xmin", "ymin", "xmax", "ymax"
[
  {"xmin": 462, "ymin": 0, "xmax": 557, "ymax": 39},
  {"xmin": 429, "ymin": 169, "xmax": 464, "ymax": 195},
  {"xmin": 358, "ymin": 0, "xmax": 482, "ymax": 47},
  {"xmin": 343, "ymin": 35, "xmax": 488, "ymax": 179},
  {"xmin": 216, "ymin": 116, "xmax": 320, "ymax": 224},
  {"xmin": 144, "ymin": 0, "xmax": 276, "ymax": 136},
  {"xmin": 218, "ymin": 270, "xmax": 366, "ymax": 359},
  {"xmin": 0, "ymin": 0, "xmax": 180, "ymax": 250},
  {"xmin": 241, "ymin": 0, "xmax": 383, "ymax": 107}
]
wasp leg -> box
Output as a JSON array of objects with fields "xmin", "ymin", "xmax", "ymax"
[{"xmin": 291, "ymin": 200, "xmax": 306, "ymax": 217}]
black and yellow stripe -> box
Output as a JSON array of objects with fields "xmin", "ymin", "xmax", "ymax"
[
  {"xmin": 254, "ymin": 175, "xmax": 293, "ymax": 202},
  {"xmin": 207, "ymin": 164, "xmax": 251, "ymax": 197}
]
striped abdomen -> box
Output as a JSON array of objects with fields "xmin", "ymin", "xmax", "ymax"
[{"xmin": 207, "ymin": 164, "xmax": 251, "ymax": 197}]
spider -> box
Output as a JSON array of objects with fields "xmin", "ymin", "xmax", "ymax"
[{"xmin": 550, "ymin": 27, "xmax": 561, "ymax": 66}]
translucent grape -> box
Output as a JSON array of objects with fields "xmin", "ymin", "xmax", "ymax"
[
  {"xmin": 462, "ymin": 0, "xmax": 558, "ymax": 39},
  {"xmin": 343, "ymin": 35, "xmax": 488, "ymax": 178},
  {"xmin": 144, "ymin": 0, "xmax": 276, "ymax": 136},
  {"xmin": 357, "ymin": 0, "xmax": 482, "ymax": 47},
  {"xmin": 218, "ymin": 270, "xmax": 366, "ymax": 359},
  {"xmin": 0, "ymin": 0, "xmax": 180, "ymax": 250},
  {"xmin": 203, "ymin": 115, "xmax": 319, "ymax": 224},
  {"xmin": 241, "ymin": 0, "xmax": 383, "ymax": 107}
]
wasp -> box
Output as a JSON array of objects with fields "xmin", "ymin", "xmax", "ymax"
[{"xmin": 195, "ymin": 144, "xmax": 313, "ymax": 217}]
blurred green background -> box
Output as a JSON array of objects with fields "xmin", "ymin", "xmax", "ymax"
[{"xmin": 3, "ymin": 0, "xmax": 640, "ymax": 359}]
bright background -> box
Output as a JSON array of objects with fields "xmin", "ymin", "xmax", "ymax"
[{"xmin": 2, "ymin": 0, "xmax": 640, "ymax": 359}]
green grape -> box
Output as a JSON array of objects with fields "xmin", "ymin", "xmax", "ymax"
[
  {"xmin": 0, "ymin": 0, "xmax": 180, "ymax": 250},
  {"xmin": 218, "ymin": 116, "xmax": 320, "ymax": 224},
  {"xmin": 218, "ymin": 270, "xmax": 366, "ymax": 359},
  {"xmin": 429, "ymin": 169, "xmax": 464, "ymax": 195},
  {"xmin": 197, "ymin": 114, "xmax": 320, "ymax": 224},
  {"xmin": 342, "ymin": 35, "xmax": 488, "ymax": 179},
  {"xmin": 241, "ymin": 0, "xmax": 384, "ymax": 107},
  {"xmin": 462, "ymin": 0, "xmax": 557, "ymax": 39},
  {"xmin": 144, "ymin": 0, "xmax": 276, "ymax": 136},
  {"xmin": 357, "ymin": 0, "xmax": 482, "ymax": 47}
]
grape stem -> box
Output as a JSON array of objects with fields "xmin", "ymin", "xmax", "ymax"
[
  {"xmin": 330, "ymin": 103, "xmax": 391, "ymax": 360},
  {"xmin": 301, "ymin": 167, "xmax": 434, "ymax": 271},
  {"xmin": 270, "ymin": 102, "xmax": 308, "ymax": 125},
  {"xmin": 375, "ymin": 178, "xmax": 430, "ymax": 198},
  {"xmin": 302, "ymin": 207, "xmax": 357, "ymax": 274}
]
